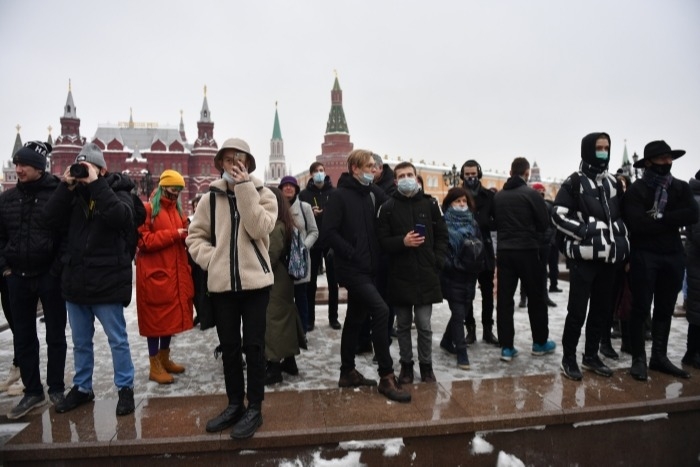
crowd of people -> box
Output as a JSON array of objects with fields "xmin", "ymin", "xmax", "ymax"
[{"xmin": 0, "ymin": 131, "xmax": 698, "ymax": 441}]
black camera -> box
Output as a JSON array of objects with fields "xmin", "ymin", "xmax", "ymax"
[{"xmin": 69, "ymin": 163, "xmax": 89, "ymax": 178}]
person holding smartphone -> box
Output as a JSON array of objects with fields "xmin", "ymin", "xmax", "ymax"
[{"xmin": 376, "ymin": 162, "xmax": 448, "ymax": 383}]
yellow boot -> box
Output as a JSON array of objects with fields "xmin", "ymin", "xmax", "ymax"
[
  {"xmin": 158, "ymin": 349, "xmax": 185, "ymax": 374},
  {"xmin": 149, "ymin": 355, "xmax": 174, "ymax": 384}
]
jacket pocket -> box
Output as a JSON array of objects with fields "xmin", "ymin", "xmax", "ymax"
[{"xmin": 250, "ymin": 240, "xmax": 270, "ymax": 274}]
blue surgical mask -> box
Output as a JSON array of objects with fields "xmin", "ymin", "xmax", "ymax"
[
  {"xmin": 397, "ymin": 177, "xmax": 419, "ymax": 197},
  {"xmin": 359, "ymin": 172, "xmax": 374, "ymax": 185},
  {"xmin": 595, "ymin": 151, "xmax": 609, "ymax": 160},
  {"xmin": 313, "ymin": 172, "xmax": 325, "ymax": 184}
]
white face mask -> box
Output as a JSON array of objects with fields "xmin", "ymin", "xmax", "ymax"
[
  {"xmin": 313, "ymin": 172, "xmax": 325, "ymax": 184},
  {"xmin": 358, "ymin": 172, "xmax": 374, "ymax": 186},
  {"xmin": 222, "ymin": 171, "xmax": 235, "ymax": 184},
  {"xmin": 397, "ymin": 177, "xmax": 419, "ymax": 197}
]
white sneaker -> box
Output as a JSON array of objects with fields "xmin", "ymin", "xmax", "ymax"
[
  {"xmin": 0, "ymin": 365, "xmax": 21, "ymax": 392},
  {"xmin": 6, "ymin": 379, "xmax": 25, "ymax": 396}
]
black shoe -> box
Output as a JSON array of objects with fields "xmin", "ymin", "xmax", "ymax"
[
  {"xmin": 280, "ymin": 356, "xmax": 299, "ymax": 375},
  {"xmin": 599, "ymin": 341, "xmax": 619, "ymax": 360},
  {"xmin": 440, "ymin": 337, "xmax": 457, "ymax": 355},
  {"xmin": 581, "ymin": 354, "xmax": 613, "ymax": 377},
  {"xmin": 7, "ymin": 393, "xmax": 46, "ymax": 420},
  {"xmin": 265, "ymin": 361, "xmax": 283, "ymax": 386},
  {"xmin": 649, "ymin": 355, "xmax": 691, "ymax": 379},
  {"xmin": 55, "ymin": 386, "xmax": 95, "ymax": 414},
  {"xmin": 398, "ymin": 361, "xmax": 414, "ymax": 385},
  {"xmin": 116, "ymin": 387, "xmax": 135, "ymax": 416},
  {"xmin": 49, "ymin": 391, "xmax": 65, "ymax": 406},
  {"xmin": 546, "ymin": 298, "xmax": 557, "ymax": 307},
  {"xmin": 307, "ymin": 324, "xmax": 315, "ymax": 332},
  {"xmin": 630, "ymin": 356, "xmax": 648, "ymax": 381},
  {"xmin": 231, "ymin": 405, "xmax": 263, "ymax": 439},
  {"xmin": 682, "ymin": 351, "xmax": 700, "ymax": 369},
  {"xmin": 549, "ymin": 286, "xmax": 563, "ymax": 293},
  {"xmin": 466, "ymin": 325, "xmax": 476, "ymax": 345},
  {"xmin": 330, "ymin": 320, "xmax": 342, "ymax": 330},
  {"xmin": 560, "ymin": 356, "xmax": 582, "ymax": 381},
  {"xmin": 338, "ymin": 368, "xmax": 377, "ymax": 388},
  {"xmin": 518, "ymin": 298, "xmax": 527, "ymax": 308},
  {"xmin": 207, "ymin": 402, "xmax": 246, "ymax": 432},
  {"xmin": 483, "ymin": 327, "xmax": 500, "ymax": 346},
  {"xmin": 419, "ymin": 362, "xmax": 436, "ymax": 383}
]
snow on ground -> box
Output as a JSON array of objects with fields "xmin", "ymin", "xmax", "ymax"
[{"xmin": 0, "ymin": 271, "xmax": 689, "ymax": 401}]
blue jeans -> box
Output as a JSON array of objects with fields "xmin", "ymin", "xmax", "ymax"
[{"xmin": 66, "ymin": 302, "xmax": 134, "ymax": 391}]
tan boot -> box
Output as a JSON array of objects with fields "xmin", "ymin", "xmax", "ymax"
[
  {"xmin": 158, "ymin": 349, "xmax": 185, "ymax": 374},
  {"xmin": 149, "ymin": 355, "xmax": 174, "ymax": 384}
]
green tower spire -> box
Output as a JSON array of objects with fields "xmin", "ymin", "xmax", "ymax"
[
  {"xmin": 326, "ymin": 72, "xmax": 349, "ymax": 134},
  {"xmin": 272, "ymin": 102, "xmax": 282, "ymax": 140}
]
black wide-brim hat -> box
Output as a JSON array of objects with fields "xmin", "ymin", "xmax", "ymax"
[{"xmin": 634, "ymin": 140, "xmax": 686, "ymax": 168}]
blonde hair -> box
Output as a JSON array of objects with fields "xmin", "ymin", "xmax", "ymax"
[{"xmin": 346, "ymin": 149, "xmax": 374, "ymax": 173}]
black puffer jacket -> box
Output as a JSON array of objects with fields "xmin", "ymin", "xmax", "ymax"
[
  {"xmin": 493, "ymin": 176, "xmax": 549, "ymax": 251},
  {"xmin": 299, "ymin": 176, "xmax": 334, "ymax": 245},
  {"xmin": 320, "ymin": 173, "xmax": 386, "ymax": 286},
  {"xmin": 376, "ymin": 192, "xmax": 448, "ymax": 306},
  {"xmin": 0, "ymin": 173, "xmax": 63, "ymax": 276},
  {"xmin": 686, "ymin": 176, "xmax": 700, "ymax": 326},
  {"xmin": 374, "ymin": 163, "xmax": 396, "ymax": 196},
  {"xmin": 44, "ymin": 173, "xmax": 136, "ymax": 306}
]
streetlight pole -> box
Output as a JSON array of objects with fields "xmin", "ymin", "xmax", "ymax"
[{"xmin": 442, "ymin": 164, "xmax": 460, "ymax": 188}]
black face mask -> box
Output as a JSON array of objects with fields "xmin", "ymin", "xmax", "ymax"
[{"xmin": 648, "ymin": 163, "xmax": 672, "ymax": 176}]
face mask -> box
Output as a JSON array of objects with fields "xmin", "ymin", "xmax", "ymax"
[
  {"xmin": 464, "ymin": 176, "xmax": 479, "ymax": 189},
  {"xmin": 595, "ymin": 151, "xmax": 609, "ymax": 160},
  {"xmin": 648, "ymin": 163, "xmax": 672, "ymax": 176},
  {"xmin": 452, "ymin": 205, "xmax": 469, "ymax": 212},
  {"xmin": 313, "ymin": 172, "xmax": 325, "ymax": 184},
  {"xmin": 222, "ymin": 171, "xmax": 235, "ymax": 184},
  {"xmin": 397, "ymin": 177, "xmax": 419, "ymax": 197},
  {"xmin": 358, "ymin": 172, "xmax": 373, "ymax": 186}
]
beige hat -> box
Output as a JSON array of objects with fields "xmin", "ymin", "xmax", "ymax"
[{"xmin": 215, "ymin": 138, "xmax": 256, "ymax": 173}]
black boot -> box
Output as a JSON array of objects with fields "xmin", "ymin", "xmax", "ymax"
[
  {"xmin": 264, "ymin": 361, "xmax": 283, "ymax": 385},
  {"xmin": 280, "ymin": 356, "xmax": 299, "ymax": 375},
  {"xmin": 466, "ymin": 325, "xmax": 476, "ymax": 346},
  {"xmin": 419, "ymin": 362, "xmax": 436, "ymax": 383},
  {"xmin": 620, "ymin": 319, "xmax": 632, "ymax": 355},
  {"xmin": 630, "ymin": 355, "xmax": 648, "ymax": 381},
  {"xmin": 231, "ymin": 403, "xmax": 263, "ymax": 439},
  {"xmin": 483, "ymin": 325, "xmax": 500, "ymax": 346},
  {"xmin": 649, "ymin": 319, "xmax": 690, "ymax": 379},
  {"xmin": 682, "ymin": 324, "xmax": 700, "ymax": 369},
  {"xmin": 398, "ymin": 361, "xmax": 414, "ymax": 385}
]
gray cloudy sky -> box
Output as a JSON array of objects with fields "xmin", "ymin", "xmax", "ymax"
[{"xmin": 1, "ymin": 0, "xmax": 698, "ymax": 181}]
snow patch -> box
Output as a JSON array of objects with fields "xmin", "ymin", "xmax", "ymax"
[
  {"xmin": 471, "ymin": 434, "xmax": 494, "ymax": 455},
  {"xmin": 0, "ymin": 423, "xmax": 28, "ymax": 435},
  {"xmin": 477, "ymin": 425, "xmax": 546, "ymax": 435},
  {"xmin": 239, "ymin": 449, "xmax": 257, "ymax": 455},
  {"xmin": 339, "ymin": 438, "xmax": 404, "ymax": 457},
  {"xmin": 573, "ymin": 413, "xmax": 668, "ymax": 427},
  {"xmin": 497, "ymin": 450, "xmax": 526, "ymax": 467},
  {"xmin": 312, "ymin": 451, "xmax": 364, "ymax": 466}
]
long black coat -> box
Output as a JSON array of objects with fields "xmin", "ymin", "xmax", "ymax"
[
  {"xmin": 299, "ymin": 176, "xmax": 334, "ymax": 243},
  {"xmin": 0, "ymin": 173, "xmax": 63, "ymax": 276},
  {"xmin": 44, "ymin": 173, "xmax": 136, "ymax": 306},
  {"xmin": 376, "ymin": 192, "xmax": 448, "ymax": 306},
  {"xmin": 686, "ymin": 177, "xmax": 700, "ymax": 327}
]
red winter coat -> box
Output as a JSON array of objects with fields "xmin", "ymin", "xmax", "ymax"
[{"xmin": 136, "ymin": 197, "xmax": 194, "ymax": 337}]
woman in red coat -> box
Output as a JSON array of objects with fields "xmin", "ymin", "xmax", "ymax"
[{"xmin": 136, "ymin": 170, "xmax": 194, "ymax": 384}]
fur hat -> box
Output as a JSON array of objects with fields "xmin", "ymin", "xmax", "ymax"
[
  {"xmin": 159, "ymin": 169, "xmax": 185, "ymax": 187},
  {"xmin": 215, "ymin": 138, "xmax": 256, "ymax": 173},
  {"xmin": 279, "ymin": 175, "xmax": 300, "ymax": 194},
  {"xmin": 76, "ymin": 143, "xmax": 106, "ymax": 169},
  {"xmin": 12, "ymin": 141, "xmax": 51, "ymax": 170},
  {"xmin": 633, "ymin": 140, "xmax": 686, "ymax": 168}
]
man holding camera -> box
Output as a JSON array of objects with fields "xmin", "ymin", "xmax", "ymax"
[
  {"xmin": 0, "ymin": 141, "xmax": 67, "ymax": 419},
  {"xmin": 44, "ymin": 143, "xmax": 137, "ymax": 416}
]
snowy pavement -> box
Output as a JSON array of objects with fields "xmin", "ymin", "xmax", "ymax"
[{"xmin": 0, "ymin": 271, "xmax": 689, "ymax": 402}]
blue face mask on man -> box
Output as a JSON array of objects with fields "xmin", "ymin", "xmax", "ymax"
[
  {"xmin": 397, "ymin": 177, "xmax": 419, "ymax": 197},
  {"xmin": 313, "ymin": 172, "xmax": 325, "ymax": 184},
  {"xmin": 358, "ymin": 172, "xmax": 374, "ymax": 186}
]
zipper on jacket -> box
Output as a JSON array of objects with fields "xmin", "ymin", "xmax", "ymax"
[{"xmin": 250, "ymin": 240, "xmax": 271, "ymax": 274}]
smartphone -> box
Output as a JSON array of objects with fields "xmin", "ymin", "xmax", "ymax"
[{"xmin": 414, "ymin": 223, "xmax": 426, "ymax": 237}]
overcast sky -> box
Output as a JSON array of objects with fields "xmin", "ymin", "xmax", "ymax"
[{"xmin": 1, "ymin": 0, "xmax": 698, "ymax": 181}]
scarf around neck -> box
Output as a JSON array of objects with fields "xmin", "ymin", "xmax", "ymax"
[
  {"xmin": 444, "ymin": 207, "xmax": 477, "ymax": 255},
  {"xmin": 642, "ymin": 169, "xmax": 672, "ymax": 218}
]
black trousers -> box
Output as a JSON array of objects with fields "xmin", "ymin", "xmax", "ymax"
[
  {"xmin": 472, "ymin": 268, "xmax": 495, "ymax": 327},
  {"xmin": 307, "ymin": 248, "xmax": 339, "ymax": 326},
  {"xmin": 497, "ymin": 249, "xmax": 549, "ymax": 349},
  {"xmin": 548, "ymin": 243, "xmax": 560, "ymax": 288},
  {"xmin": 212, "ymin": 287, "xmax": 270, "ymax": 406},
  {"xmin": 561, "ymin": 260, "xmax": 616, "ymax": 358},
  {"xmin": 340, "ymin": 279, "xmax": 393, "ymax": 377},
  {"xmin": 629, "ymin": 250, "xmax": 684, "ymax": 358},
  {"xmin": 6, "ymin": 272, "xmax": 67, "ymax": 395}
]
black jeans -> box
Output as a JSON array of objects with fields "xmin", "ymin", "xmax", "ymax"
[
  {"xmin": 340, "ymin": 280, "xmax": 393, "ymax": 377},
  {"xmin": 307, "ymin": 248, "xmax": 339, "ymax": 326},
  {"xmin": 212, "ymin": 287, "xmax": 270, "ymax": 406},
  {"xmin": 472, "ymin": 268, "xmax": 495, "ymax": 327},
  {"xmin": 496, "ymin": 249, "xmax": 549, "ymax": 349},
  {"xmin": 629, "ymin": 250, "xmax": 684, "ymax": 358},
  {"xmin": 548, "ymin": 243, "xmax": 560, "ymax": 288},
  {"xmin": 561, "ymin": 260, "xmax": 616, "ymax": 358},
  {"xmin": 6, "ymin": 272, "xmax": 67, "ymax": 395}
]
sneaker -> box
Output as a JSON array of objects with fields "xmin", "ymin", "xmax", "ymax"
[
  {"xmin": 338, "ymin": 368, "xmax": 377, "ymax": 388},
  {"xmin": 500, "ymin": 347, "xmax": 519, "ymax": 362},
  {"xmin": 457, "ymin": 349, "xmax": 470, "ymax": 370},
  {"xmin": 7, "ymin": 393, "xmax": 46, "ymax": 420},
  {"xmin": 560, "ymin": 356, "xmax": 583, "ymax": 381},
  {"xmin": 532, "ymin": 340, "xmax": 556, "ymax": 356},
  {"xmin": 116, "ymin": 387, "xmax": 135, "ymax": 416},
  {"xmin": 49, "ymin": 391, "xmax": 65, "ymax": 406},
  {"xmin": 581, "ymin": 354, "xmax": 613, "ymax": 377},
  {"xmin": 231, "ymin": 404, "xmax": 263, "ymax": 439},
  {"xmin": 206, "ymin": 402, "xmax": 246, "ymax": 433},
  {"xmin": 0, "ymin": 364, "xmax": 21, "ymax": 391},
  {"xmin": 55, "ymin": 386, "xmax": 95, "ymax": 413},
  {"xmin": 6, "ymin": 379, "xmax": 25, "ymax": 396}
]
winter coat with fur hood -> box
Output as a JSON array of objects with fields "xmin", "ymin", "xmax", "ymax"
[{"xmin": 186, "ymin": 176, "xmax": 276, "ymax": 293}]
